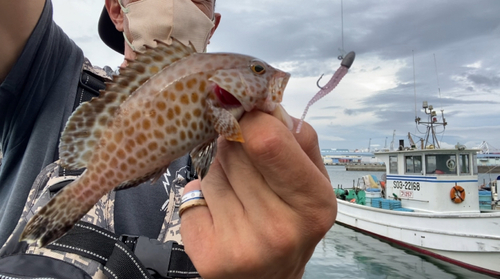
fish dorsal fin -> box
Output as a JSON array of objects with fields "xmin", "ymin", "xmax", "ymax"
[
  {"xmin": 59, "ymin": 38, "xmax": 196, "ymax": 170},
  {"xmin": 110, "ymin": 38, "xmax": 196, "ymax": 95}
]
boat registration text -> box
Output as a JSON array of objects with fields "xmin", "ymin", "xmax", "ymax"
[{"xmin": 392, "ymin": 181, "xmax": 421, "ymax": 191}]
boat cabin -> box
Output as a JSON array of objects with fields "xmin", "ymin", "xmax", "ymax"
[{"xmin": 375, "ymin": 148, "xmax": 480, "ymax": 213}]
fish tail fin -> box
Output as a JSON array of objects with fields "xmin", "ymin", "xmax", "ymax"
[{"xmin": 19, "ymin": 177, "xmax": 98, "ymax": 247}]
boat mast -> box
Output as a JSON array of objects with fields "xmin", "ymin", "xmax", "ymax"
[{"xmin": 415, "ymin": 101, "xmax": 447, "ymax": 149}]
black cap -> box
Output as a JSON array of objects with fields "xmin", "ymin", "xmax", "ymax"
[{"xmin": 98, "ymin": 6, "xmax": 125, "ymax": 54}]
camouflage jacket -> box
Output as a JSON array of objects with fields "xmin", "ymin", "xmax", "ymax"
[{"xmin": 0, "ymin": 59, "xmax": 193, "ymax": 278}]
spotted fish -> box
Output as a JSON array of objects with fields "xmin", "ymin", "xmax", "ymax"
[{"xmin": 20, "ymin": 39, "xmax": 290, "ymax": 247}]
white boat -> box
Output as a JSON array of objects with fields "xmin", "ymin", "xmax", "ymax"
[{"xmin": 335, "ymin": 102, "xmax": 500, "ymax": 277}]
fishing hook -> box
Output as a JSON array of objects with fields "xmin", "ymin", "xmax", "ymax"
[{"xmin": 316, "ymin": 74, "xmax": 326, "ymax": 89}]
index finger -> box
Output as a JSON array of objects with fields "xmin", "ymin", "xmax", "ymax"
[
  {"xmin": 238, "ymin": 111, "xmax": 333, "ymax": 209},
  {"xmin": 271, "ymin": 106, "xmax": 329, "ymax": 181}
]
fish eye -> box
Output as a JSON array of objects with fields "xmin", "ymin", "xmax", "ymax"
[{"xmin": 250, "ymin": 60, "xmax": 266, "ymax": 75}]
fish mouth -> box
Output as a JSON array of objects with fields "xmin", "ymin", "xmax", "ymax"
[
  {"xmin": 214, "ymin": 84, "xmax": 242, "ymax": 108},
  {"xmin": 213, "ymin": 84, "xmax": 245, "ymax": 120}
]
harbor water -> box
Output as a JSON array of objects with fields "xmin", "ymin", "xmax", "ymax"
[{"xmin": 303, "ymin": 165, "xmax": 499, "ymax": 279}]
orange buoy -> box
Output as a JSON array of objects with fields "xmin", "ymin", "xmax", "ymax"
[{"xmin": 450, "ymin": 185, "xmax": 465, "ymax": 203}]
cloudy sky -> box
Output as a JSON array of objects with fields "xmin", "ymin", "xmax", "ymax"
[{"xmin": 52, "ymin": 0, "xmax": 500, "ymax": 152}]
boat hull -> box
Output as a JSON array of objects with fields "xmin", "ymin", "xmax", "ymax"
[{"xmin": 336, "ymin": 199, "xmax": 500, "ymax": 277}]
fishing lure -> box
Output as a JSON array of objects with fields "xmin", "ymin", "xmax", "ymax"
[{"xmin": 296, "ymin": 51, "xmax": 355, "ymax": 133}]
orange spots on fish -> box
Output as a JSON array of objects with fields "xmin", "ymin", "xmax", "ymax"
[
  {"xmin": 191, "ymin": 92, "xmax": 199, "ymax": 103},
  {"xmin": 125, "ymin": 126, "xmax": 135, "ymax": 137},
  {"xmin": 199, "ymin": 80, "xmax": 206, "ymax": 92},
  {"xmin": 185, "ymin": 112, "xmax": 192, "ymax": 120},
  {"xmin": 169, "ymin": 92, "xmax": 176, "ymax": 102},
  {"xmin": 116, "ymin": 149, "xmax": 126, "ymax": 160},
  {"xmin": 186, "ymin": 78, "xmax": 197, "ymax": 89},
  {"xmin": 107, "ymin": 143, "xmax": 117, "ymax": 153},
  {"xmin": 136, "ymin": 148, "xmax": 148, "ymax": 159},
  {"xmin": 136, "ymin": 133, "xmax": 147, "ymax": 145},
  {"xmin": 148, "ymin": 142, "xmax": 158, "ymax": 151},
  {"xmin": 143, "ymin": 119, "xmax": 151, "ymax": 130},
  {"xmin": 174, "ymin": 105, "xmax": 181, "ymax": 115},
  {"xmin": 86, "ymin": 140, "xmax": 96, "ymax": 148},
  {"xmin": 114, "ymin": 131, "xmax": 124, "ymax": 143},
  {"xmin": 153, "ymin": 130, "xmax": 164, "ymax": 139},
  {"xmin": 110, "ymin": 157, "xmax": 119, "ymax": 168},
  {"xmin": 120, "ymin": 163, "xmax": 128, "ymax": 172},
  {"xmin": 167, "ymin": 108, "xmax": 175, "ymax": 120},
  {"xmin": 180, "ymin": 131, "xmax": 186, "ymax": 141},
  {"xmin": 134, "ymin": 64, "xmax": 146, "ymax": 74},
  {"xmin": 101, "ymin": 152, "xmax": 110, "ymax": 163},
  {"xmin": 166, "ymin": 125, "xmax": 177, "ymax": 134},
  {"xmin": 98, "ymin": 115, "xmax": 108, "ymax": 126},
  {"xmin": 156, "ymin": 101, "xmax": 167, "ymax": 111},
  {"xmin": 152, "ymin": 54, "xmax": 164, "ymax": 62},
  {"xmin": 180, "ymin": 94, "xmax": 190, "ymax": 105},
  {"xmin": 191, "ymin": 122, "xmax": 198, "ymax": 131},
  {"xmin": 157, "ymin": 115, "xmax": 165, "ymax": 126},
  {"xmin": 124, "ymin": 139, "xmax": 136, "ymax": 153},
  {"xmin": 175, "ymin": 82, "xmax": 184, "ymax": 91},
  {"xmin": 131, "ymin": 111, "xmax": 141, "ymax": 122},
  {"xmin": 90, "ymin": 173, "xmax": 99, "ymax": 182},
  {"xmin": 170, "ymin": 139, "xmax": 178, "ymax": 146},
  {"xmin": 127, "ymin": 157, "xmax": 137, "ymax": 165},
  {"xmin": 193, "ymin": 108, "xmax": 202, "ymax": 117},
  {"xmin": 116, "ymin": 172, "xmax": 125, "ymax": 180}
]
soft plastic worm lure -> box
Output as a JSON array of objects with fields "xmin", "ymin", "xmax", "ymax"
[{"xmin": 296, "ymin": 51, "xmax": 355, "ymax": 133}]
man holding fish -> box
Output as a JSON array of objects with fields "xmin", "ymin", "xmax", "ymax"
[{"xmin": 0, "ymin": 0, "xmax": 336, "ymax": 278}]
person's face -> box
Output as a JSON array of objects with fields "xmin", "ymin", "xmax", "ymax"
[{"xmin": 108, "ymin": 0, "xmax": 221, "ymax": 62}]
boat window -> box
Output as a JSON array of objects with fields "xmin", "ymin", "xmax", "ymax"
[
  {"xmin": 472, "ymin": 154, "xmax": 478, "ymax": 175},
  {"xmin": 405, "ymin": 156, "xmax": 422, "ymax": 174},
  {"xmin": 425, "ymin": 154, "xmax": 457, "ymax": 175},
  {"xmin": 389, "ymin": 156, "xmax": 398, "ymax": 174},
  {"xmin": 459, "ymin": 154, "xmax": 470, "ymax": 175}
]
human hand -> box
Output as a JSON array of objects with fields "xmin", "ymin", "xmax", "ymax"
[{"xmin": 181, "ymin": 109, "xmax": 336, "ymax": 279}]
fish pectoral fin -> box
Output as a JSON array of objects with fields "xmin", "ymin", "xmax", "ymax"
[
  {"xmin": 205, "ymin": 100, "xmax": 244, "ymax": 143},
  {"xmin": 190, "ymin": 139, "xmax": 218, "ymax": 180},
  {"xmin": 114, "ymin": 165, "xmax": 169, "ymax": 191}
]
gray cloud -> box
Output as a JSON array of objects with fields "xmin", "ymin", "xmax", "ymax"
[{"xmin": 53, "ymin": 0, "xmax": 500, "ymax": 150}]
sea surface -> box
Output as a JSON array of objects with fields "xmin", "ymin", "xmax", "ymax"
[{"xmin": 303, "ymin": 166, "xmax": 499, "ymax": 279}]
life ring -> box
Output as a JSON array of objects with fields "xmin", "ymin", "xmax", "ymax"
[{"xmin": 450, "ymin": 185, "xmax": 465, "ymax": 203}]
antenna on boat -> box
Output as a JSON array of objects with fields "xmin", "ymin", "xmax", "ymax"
[
  {"xmin": 433, "ymin": 54, "xmax": 447, "ymax": 143},
  {"xmin": 415, "ymin": 101, "xmax": 447, "ymax": 149},
  {"xmin": 412, "ymin": 50, "xmax": 418, "ymax": 122},
  {"xmin": 433, "ymin": 54, "xmax": 443, "ymax": 110},
  {"xmin": 390, "ymin": 130, "xmax": 396, "ymax": 151}
]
